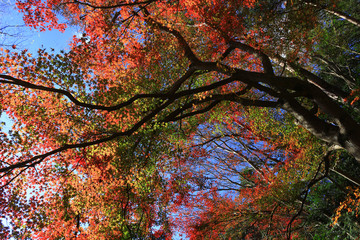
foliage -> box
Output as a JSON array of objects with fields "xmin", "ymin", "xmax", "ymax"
[{"xmin": 0, "ymin": 0, "xmax": 360, "ymax": 239}]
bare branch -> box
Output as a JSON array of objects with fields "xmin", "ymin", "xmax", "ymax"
[{"xmin": 303, "ymin": 1, "xmax": 360, "ymax": 28}]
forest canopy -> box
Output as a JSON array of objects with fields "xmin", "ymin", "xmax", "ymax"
[{"xmin": 0, "ymin": 0, "xmax": 360, "ymax": 239}]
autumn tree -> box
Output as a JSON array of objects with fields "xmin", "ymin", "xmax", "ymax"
[{"xmin": 0, "ymin": 0, "xmax": 359, "ymax": 238}]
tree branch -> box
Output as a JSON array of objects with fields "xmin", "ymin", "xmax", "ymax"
[
  {"xmin": 230, "ymin": 40, "xmax": 275, "ymax": 75},
  {"xmin": 143, "ymin": 9, "xmax": 201, "ymax": 65},
  {"xmin": 67, "ymin": 0, "xmax": 156, "ymax": 10},
  {"xmin": 303, "ymin": 1, "xmax": 360, "ymax": 28},
  {"xmin": 286, "ymin": 153, "xmax": 329, "ymax": 239},
  {"xmin": 0, "ymin": 98, "xmax": 174, "ymax": 177}
]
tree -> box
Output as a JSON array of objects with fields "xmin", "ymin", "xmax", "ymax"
[{"xmin": 0, "ymin": 0, "xmax": 359, "ymax": 238}]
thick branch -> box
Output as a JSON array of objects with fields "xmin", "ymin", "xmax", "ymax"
[
  {"xmin": 271, "ymin": 56, "xmax": 348, "ymax": 100},
  {"xmin": 230, "ymin": 41, "xmax": 274, "ymax": 75},
  {"xmin": 282, "ymin": 86, "xmax": 360, "ymax": 162},
  {"xmin": 0, "ymin": 72, "xmax": 194, "ymax": 111},
  {"xmin": 162, "ymin": 87, "xmax": 278, "ymax": 123},
  {"xmin": 68, "ymin": 0, "xmax": 155, "ymax": 9}
]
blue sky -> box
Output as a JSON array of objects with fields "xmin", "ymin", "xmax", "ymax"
[{"xmin": 1, "ymin": 0, "xmax": 75, "ymax": 51}]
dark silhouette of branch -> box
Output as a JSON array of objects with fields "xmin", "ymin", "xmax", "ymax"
[
  {"xmin": 286, "ymin": 152, "xmax": 331, "ymax": 239},
  {"xmin": 65, "ymin": 0, "xmax": 156, "ymax": 10}
]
